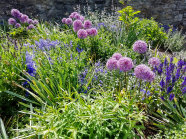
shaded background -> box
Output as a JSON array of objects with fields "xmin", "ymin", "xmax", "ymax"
[{"xmin": 0, "ymin": 0, "xmax": 186, "ymax": 31}]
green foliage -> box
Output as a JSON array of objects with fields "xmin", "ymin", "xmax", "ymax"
[
  {"xmin": 0, "ymin": 8, "xmax": 185, "ymax": 138},
  {"xmin": 118, "ymin": 6, "xmax": 140, "ymax": 31},
  {"xmin": 117, "ymin": 6, "xmax": 168, "ymax": 49},
  {"xmin": 9, "ymin": 27, "xmax": 29, "ymax": 39},
  {"xmin": 15, "ymin": 91, "xmax": 146, "ymax": 138},
  {"xmin": 164, "ymin": 30, "xmax": 186, "ymax": 52},
  {"xmin": 136, "ymin": 18, "xmax": 168, "ymax": 48},
  {"xmin": 150, "ymin": 123, "xmax": 186, "ymax": 139},
  {"xmin": 0, "ymin": 118, "xmax": 8, "ymax": 139}
]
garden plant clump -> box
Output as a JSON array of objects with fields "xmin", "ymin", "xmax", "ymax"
[{"xmin": 0, "ymin": 4, "xmax": 185, "ymax": 139}]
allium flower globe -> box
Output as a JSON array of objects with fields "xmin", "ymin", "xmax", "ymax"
[
  {"xmin": 27, "ymin": 24, "xmax": 35, "ymax": 30},
  {"xmin": 86, "ymin": 29, "xmax": 92, "ymax": 36},
  {"xmin": 148, "ymin": 57, "xmax": 161, "ymax": 67},
  {"xmin": 27, "ymin": 19, "xmax": 33, "ymax": 24},
  {"xmin": 71, "ymin": 12, "xmax": 78, "ymax": 17},
  {"xmin": 89, "ymin": 28, "xmax": 98, "ymax": 36},
  {"xmin": 74, "ymin": 14, "xmax": 81, "ymax": 20},
  {"xmin": 106, "ymin": 58, "xmax": 118, "ymax": 70},
  {"xmin": 133, "ymin": 40, "xmax": 147, "ymax": 54},
  {"xmin": 117, "ymin": 57, "xmax": 133, "ymax": 72},
  {"xmin": 112, "ymin": 53, "xmax": 122, "ymax": 60},
  {"xmin": 134, "ymin": 64, "xmax": 155, "ymax": 82},
  {"xmin": 73, "ymin": 20, "xmax": 83, "ymax": 32},
  {"xmin": 11, "ymin": 9, "xmax": 21, "ymax": 18},
  {"xmin": 8, "ymin": 18, "xmax": 16, "ymax": 25},
  {"xmin": 15, "ymin": 23, "xmax": 21, "ymax": 28},
  {"xmin": 80, "ymin": 16, "xmax": 85, "ymax": 22},
  {"xmin": 65, "ymin": 18, "xmax": 73, "ymax": 25},
  {"xmin": 62, "ymin": 18, "xmax": 66, "ymax": 23},
  {"xmin": 20, "ymin": 14, "xmax": 29, "ymax": 23},
  {"xmin": 33, "ymin": 19, "xmax": 39, "ymax": 25},
  {"xmin": 77, "ymin": 29, "xmax": 88, "ymax": 39},
  {"xmin": 84, "ymin": 20, "xmax": 92, "ymax": 29}
]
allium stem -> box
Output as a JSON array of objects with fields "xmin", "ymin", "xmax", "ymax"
[{"xmin": 138, "ymin": 80, "xmax": 142, "ymax": 95}]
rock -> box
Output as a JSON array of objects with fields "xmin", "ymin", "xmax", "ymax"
[{"xmin": 0, "ymin": 0, "xmax": 185, "ymax": 31}]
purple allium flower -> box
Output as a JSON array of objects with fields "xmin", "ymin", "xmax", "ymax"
[
  {"xmin": 77, "ymin": 29, "xmax": 88, "ymax": 39},
  {"xmin": 33, "ymin": 19, "xmax": 39, "ymax": 25},
  {"xmin": 117, "ymin": 57, "xmax": 133, "ymax": 72},
  {"xmin": 106, "ymin": 58, "xmax": 118, "ymax": 70},
  {"xmin": 134, "ymin": 64, "xmax": 155, "ymax": 82},
  {"xmin": 20, "ymin": 14, "xmax": 29, "ymax": 23},
  {"xmin": 62, "ymin": 18, "xmax": 66, "ymax": 23},
  {"xmin": 83, "ymin": 20, "xmax": 92, "ymax": 29},
  {"xmin": 74, "ymin": 14, "xmax": 81, "ymax": 20},
  {"xmin": 86, "ymin": 29, "xmax": 92, "ymax": 36},
  {"xmin": 27, "ymin": 19, "xmax": 33, "ymax": 24},
  {"xmin": 112, "ymin": 53, "xmax": 122, "ymax": 60},
  {"xmin": 11, "ymin": 9, "xmax": 21, "ymax": 18},
  {"xmin": 27, "ymin": 24, "xmax": 35, "ymax": 30},
  {"xmin": 15, "ymin": 23, "xmax": 21, "ymax": 28},
  {"xmin": 89, "ymin": 28, "xmax": 98, "ymax": 36},
  {"xmin": 167, "ymin": 86, "xmax": 173, "ymax": 94},
  {"xmin": 73, "ymin": 20, "xmax": 83, "ymax": 32},
  {"xmin": 69, "ymin": 15, "xmax": 73, "ymax": 19},
  {"xmin": 8, "ymin": 18, "xmax": 16, "ymax": 25},
  {"xmin": 160, "ymin": 79, "xmax": 165, "ymax": 89},
  {"xmin": 71, "ymin": 12, "xmax": 78, "ymax": 18},
  {"xmin": 148, "ymin": 57, "xmax": 161, "ymax": 67},
  {"xmin": 169, "ymin": 93, "xmax": 175, "ymax": 101},
  {"xmin": 65, "ymin": 18, "xmax": 73, "ymax": 25},
  {"xmin": 182, "ymin": 87, "xmax": 186, "ymax": 94},
  {"xmin": 133, "ymin": 40, "xmax": 148, "ymax": 54},
  {"xmin": 80, "ymin": 16, "xmax": 85, "ymax": 22}
]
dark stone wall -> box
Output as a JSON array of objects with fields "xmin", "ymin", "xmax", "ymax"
[{"xmin": 0, "ymin": 0, "xmax": 186, "ymax": 30}]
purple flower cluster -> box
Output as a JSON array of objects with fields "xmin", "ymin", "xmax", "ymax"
[
  {"xmin": 148, "ymin": 57, "xmax": 161, "ymax": 67},
  {"xmin": 106, "ymin": 58, "xmax": 118, "ymax": 70},
  {"xmin": 35, "ymin": 39, "xmax": 59, "ymax": 51},
  {"xmin": 133, "ymin": 40, "xmax": 148, "ymax": 54},
  {"xmin": 117, "ymin": 57, "xmax": 134, "ymax": 72},
  {"xmin": 8, "ymin": 9, "xmax": 39, "ymax": 30},
  {"xmin": 61, "ymin": 12, "xmax": 98, "ymax": 39},
  {"xmin": 156, "ymin": 58, "xmax": 186, "ymax": 101},
  {"xmin": 25, "ymin": 51, "xmax": 36, "ymax": 77},
  {"xmin": 134, "ymin": 64, "xmax": 155, "ymax": 82},
  {"xmin": 106, "ymin": 53, "xmax": 133, "ymax": 72}
]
